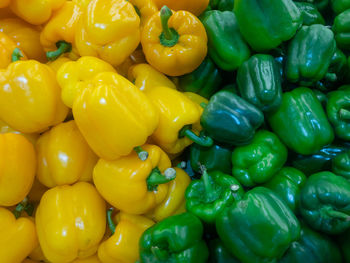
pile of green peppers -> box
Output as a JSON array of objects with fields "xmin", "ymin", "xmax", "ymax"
[{"xmin": 138, "ymin": 0, "xmax": 350, "ymax": 262}]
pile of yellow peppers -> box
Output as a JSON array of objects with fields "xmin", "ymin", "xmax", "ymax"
[{"xmin": 0, "ymin": 0, "xmax": 210, "ymax": 262}]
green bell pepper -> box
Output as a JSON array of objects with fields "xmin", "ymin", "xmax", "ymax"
[
  {"xmin": 299, "ymin": 171, "xmax": 350, "ymax": 235},
  {"xmin": 234, "ymin": 0, "xmax": 302, "ymax": 52},
  {"xmin": 279, "ymin": 223, "xmax": 342, "ymax": 263},
  {"xmin": 268, "ymin": 87, "xmax": 334, "ymax": 155},
  {"xmin": 285, "ymin": 24, "xmax": 336, "ymax": 86},
  {"xmin": 263, "ymin": 167, "xmax": 306, "ymax": 213},
  {"xmin": 185, "ymin": 167, "xmax": 244, "ymax": 224},
  {"xmin": 295, "ymin": 2, "xmax": 325, "ymax": 25},
  {"xmin": 208, "ymin": 239, "xmax": 241, "ymax": 263},
  {"xmin": 209, "ymin": 0, "xmax": 234, "ymax": 11},
  {"xmin": 338, "ymin": 228, "xmax": 350, "ymax": 262},
  {"xmin": 178, "ymin": 57, "xmax": 222, "ymax": 99},
  {"xmin": 294, "ymin": 0, "xmax": 329, "ymax": 12},
  {"xmin": 231, "ymin": 130, "xmax": 288, "ymax": 188},
  {"xmin": 332, "ymin": 149, "xmax": 350, "ymax": 180},
  {"xmin": 313, "ymin": 89, "xmax": 328, "ymax": 108},
  {"xmin": 201, "ymin": 90, "xmax": 264, "ymax": 146},
  {"xmin": 201, "ymin": 10, "xmax": 250, "ymax": 71},
  {"xmin": 331, "ymin": 0, "xmax": 350, "ymax": 14},
  {"xmin": 216, "ymin": 187, "xmax": 301, "ymax": 263},
  {"xmin": 237, "ymin": 54, "xmax": 282, "ymax": 112},
  {"xmin": 333, "ymin": 9, "xmax": 350, "ymax": 50},
  {"xmin": 190, "ymin": 142, "xmax": 232, "ymax": 174},
  {"xmin": 139, "ymin": 213, "xmax": 208, "ymax": 263}
]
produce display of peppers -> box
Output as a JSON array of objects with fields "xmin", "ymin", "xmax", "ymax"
[{"xmin": 3, "ymin": 0, "xmax": 350, "ymax": 262}]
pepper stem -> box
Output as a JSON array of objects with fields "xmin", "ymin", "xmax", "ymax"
[
  {"xmin": 325, "ymin": 209, "xmax": 350, "ymax": 221},
  {"xmin": 134, "ymin": 146, "xmax": 148, "ymax": 161},
  {"xmin": 325, "ymin": 73, "xmax": 337, "ymax": 82},
  {"xmin": 230, "ymin": 184, "xmax": 241, "ymax": 201},
  {"xmin": 12, "ymin": 197, "xmax": 34, "ymax": 219},
  {"xmin": 339, "ymin": 109, "xmax": 350, "ymax": 121},
  {"xmin": 159, "ymin": 6, "xmax": 179, "ymax": 47},
  {"xmin": 199, "ymin": 164, "xmax": 216, "ymax": 203},
  {"xmin": 11, "ymin": 48, "xmax": 23, "ymax": 62},
  {"xmin": 147, "ymin": 167, "xmax": 176, "ymax": 191},
  {"xmin": 46, "ymin": 41, "xmax": 72, "ymax": 61},
  {"xmin": 107, "ymin": 208, "xmax": 116, "ymax": 235},
  {"xmin": 179, "ymin": 126, "xmax": 213, "ymax": 147}
]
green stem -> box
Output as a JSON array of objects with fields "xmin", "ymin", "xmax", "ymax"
[
  {"xmin": 46, "ymin": 41, "xmax": 72, "ymax": 61},
  {"xmin": 159, "ymin": 6, "xmax": 179, "ymax": 47},
  {"xmin": 11, "ymin": 48, "xmax": 23, "ymax": 62},
  {"xmin": 339, "ymin": 108, "xmax": 350, "ymax": 121},
  {"xmin": 199, "ymin": 164, "xmax": 216, "ymax": 203},
  {"xmin": 176, "ymin": 161, "xmax": 186, "ymax": 169},
  {"xmin": 230, "ymin": 184, "xmax": 241, "ymax": 201},
  {"xmin": 107, "ymin": 208, "xmax": 116, "ymax": 235},
  {"xmin": 147, "ymin": 167, "xmax": 176, "ymax": 191},
  {"xmin": 325, "ymin": 73, "xmax": 337, "ymax": 82},
  {"xmin": 179, "ymin": 126, "xmax": 213, "ymax": 147},
  {"xmin": 325, "ymin": 209, "xmax": 350, "ymax": 221},
  {"xmin": 12, "ymin": 197, "xmax": 33, "ymax": 219},
  {"xmin": 134, "ymin": 146, "xmax": 148, "ymax": 161}
]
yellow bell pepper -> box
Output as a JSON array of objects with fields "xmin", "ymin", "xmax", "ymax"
[
  {"xmin": 73, "ymin": 72, "xmax": 159, "ymax": 160},
  {"xmin": 0, "ymin": 31, "xmax": 26, "ymax": 68},
  {"xmin": 36, "ymin": 120, "xmax": 98, "ymax": 188},
  {"xmin": 57, "ymin": 56, "xmax": 116, "ymax": 108},
  {"xmin": 98, "ymin": 210, "xmax": 154, "ymax": 263},
  {"xmin": 9, "ymin": 0, "xmax": 66, "ymax": 25},
  {"xmin": 0, "ymin": 119, "xmax": 39, "ymax": 145},
  {"xmin": 47, "ymin": 56, "xmax": 72, "ymax": 72},
  {"xmin": 73, "ymin": 254, "xmax": 101, "ymax": 263},
  {"xmin": 29, "ymin": 245, "xmax": 47, "ymax": 262},
  {"xmin": 141, "ymin": 6, "xmax": 207, "ymax": 76},
  {"xmin": 0, "ymin": 133, "xmax": 36, "ymax": 206},
  {"xmin": 22, "ymin": 259, "xmax": 40, "ymax": 263},
  {"xmin": 0, "ymin": 0, "xmax": 10, "ymax": 8},
  {"xmin": 184, "ymin": 92, "xmax": 209, "ymax": 133},
  {"xmin": 0, "ymin": 60, "xmax": 69, "ymax": 133},
  {"xmin": 93, "ymin": 144, "xmax": 176, "ymax": 214},
  {"xmin": 36, "ymin": 182, "xmax": 106, "ymax": 263},
  {"xmin": 154, "ymin": 0, "xmax": 209, "ymax": 16},
  {"xmin": 75, "ymin": 0, "xmax": 140, "ymax": 67},
  {"xmin": 0, "ymin": 18, "xmax": 46, "ymax": 62},
  {"xmin": 115, "ymin": 48, "xmax": 146, "ymax": 77},
  {"xmin": 145, "ymin": 85, "xmax": 212, "ymax": 154},
  {"xmin": 40, "ymin": 1, "xmax": 82, "ymax": 61},
  {"xmin": 147, "ymin": 167, "xmax": 191, "ymax": 221},
  {"xmin": 128, "ymin": 63, "xmax": 176, "ymax": 91},
  {"xmin": 0, "ymin": 207, "xmax": 38, "ymax": 263},
  {"xmin": 128, "ymin": 0, "xmax": 158, "ymax": 29}
]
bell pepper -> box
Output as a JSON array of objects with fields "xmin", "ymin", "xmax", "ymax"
[
  {"xmin": 300, "ymin": 0, "xmax": 329, "ymax": 11},
  {"xmin": 0, "ymin": 133, "xmax": 36, "ymax": 206},
  {"xmin": 268, "ymin": 87, "xmax": 334, "ymax": 155},
  {"xmin": 98, "ymin": 210, "xmax": 154, "ymax": 263},
  {"xmin": 263, "ymin": 167, "xmax": 306, "ymax": 212},
  {"xmin": 146, "ymin": 168, "xmax": 191, "ymax": 222},
  {"xmin": 0, "ymin": 0, "xmax": 10, "ymax": 8},
  {"xmin": 36, "ymin": 182, "xmax": 106, "ymax": 262},
  {"xmin": 0, "ymin": 207, "xmax": 38, "ymax": 263},
  {"xmin": 0, "ymin": 31, "xmax": 26, "ymax": 68},
  {"xmin": 47, "ymin": 55, "xmax": 72, "ymax": 72},
  {"xmin": 128, "ymin": 63, "xmax": 176, "ymax": 92},
  {"xmin": 0, "ymin": 18, "xmax": 46, "ymax": 62},
  {"xmin": 93, "ymin": 144, "xmax": 176, "ymax": 215},
  {"xmin": 145, "ymin": 85, "xmax": 212, "ymax": 154},
  {"xmin": 232, "ymin": 130, "xmax": 288, "ymax": 187},
  {"xmin": 280, "ymin": 223, "xmax": 342, "ymax": 263},
  {"xmin": 115, "ymin": 48, "xmax": 146, "ymax": 77},
  {"xmin": 201, "ymin": 90, "xmax": 264, "ymax": 146},
  {"xmin": 129, "ymin": 0, "xmax": 158, "ymax": 29},
  {"xmin": 295, "ymin": 2, "xmax": 325, "ymax": 25},
  {"xmin": 40, "ymin": 1, "xmax": 82, "ymax": 61},
  {"xmin": 36, "ymin": 120, "xmax": 98, "ymax": 188},
  {"xmin": 153, "ymin": 0, "xmax": 209, "ymax": 16},
  {"xmin": 209, "ymin": 0, "xmax": 234, "ymax": 11},
  {"xmin": 141, "ymin": 6, "xmax": 207, "ymax": 76},
  {"xmin": 9, "ymin": 0, "xmax": 65, "ymax": 25},
  {"xmin": 299, "ymin": 171, "xmax": 350, "ymax": 234},
  {"xmin": 0, "ymin": 119, "xmax": 39, "ymax": 146},
  {"xmin": 28, "ymin": 245, "xmax": 47, "ymax": 263},
  {"xmin": 331, "ymin": 0, "xmax": 350, "ymax": 14},
  {"xmin": 75, "ymin": 0, "xmax": 140, "ymax": 67},
  {"xmin": 237, "ymin": 54, "xmax": 282, "ymax": 112},
  {"xmin": 73, "ymin": 72, "xmax": 159, "ymax": 160},
  {"xmin": 333, "ymin": 9, "xmax": 350, "ymax": 50},
  {"xmin": 216, "ymin": 187, "xmax": 301, "ymax": 263},
  {"xmin": 177, "ymin": 57, "xmax": 222, "ymax": 99},
  {"xmin": 0, "ymin": 60, "xmax": 69, "ymax": 133},
  {"xmin": 234, "ymin": 0, "xmax": 302, "ymax": 52},
  {"xmin": 185, "ymin": 167, "xmax": 244, "ymax": 224},
  {"xmin": 201, "ymin": 10, "xmax": 250, "ymax": 71},
  {"xmin": 208, "ymin": 239, "xmax": 241, "ymax": 263},
  {"xmin": 73, "ymin": 254, "xmax": 101, "ymax": 263},
  {"xmin": 57, "ymin": 56, "xmax": 116, "ymax": 108},
  {"xmin": 139, "ymin": 212, "xmax": 209, "ymax": 263},
  {"xmin": 22, "ymin": 259, "xmax": 40, "ymax": 263},
  {"xmin": 285, "ymin": 24, "xmax": 336, "ymax": 86},
  {"xmin": 332, "ymin": 149, "xmax": 350, "ymax": 180}
]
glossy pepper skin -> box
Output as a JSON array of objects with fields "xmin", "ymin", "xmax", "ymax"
[
  {"xmin": 57, "ymin": 56, "xmax": 116, "ymax": 108},
  {"xmin": 285, "ymin": 24, "xmax": 336, "ymax": 86},
  {"xmin": 98, "ymin": 211, "xmax": 154, "ymax": 263},
  {"xmin": 141, "ymin": 6, "xmax": 207, "ymax": 76},
  {"xmin": 0, "ymin": 31, "xmax": 27, "ymax": 68},
  {"xmin": 73, "ymin": 72, "xmax": 158, "ymax": 160},
  {"xmin": 232, "ymin": 130, "xmax": 288, "ymax": 187},
  {"xmin": 300, "ymin": 171, "xmax": 350, "ymax": 234},
  {"xmin": 75, "ymin": 0, "xmax": 140, "ymax": 67},
  {"xmin": 0, "ymin": 133, "xmax": 36, "ymax": 206},
  {"xmin": 331, "ymin": 0, "xmax": 350, "ymax": 14},
  {"xmin": 0, "ymin": 60, "xmax": 69, "ymax": 133},
  {"xmin": 153, "ymin": 0, "xmax": 209, "ymax": 16},
  {"xmin": 139, "ymin": 212, "xmax": 209, "ymax": 263},
  {"xmin": 201, "ymin": 90, "xmax": 264, "ymax": 146},
  {"xmin": 333, "ymin": 10, "xmax": 350, "ymax": 50},
  {"xmin": 280, "ymin": 223, "xmax": 342, "ymax": 263},
  {"xmin": 295, "ymin": 2, "xmax": 325, "ymax": 25},
  {"xmin": 268, "ymin": 87, "xmax": 334, "ymax": 155},
  {"xmin": 237, "ymin": 54, "xmax": 282, "ymax": 112},
  {"xmin": 36, "ymin": 182, "xmax": 106, "ymax": 263},
  {"xmin": 208, "ymin": 239, "xmax": 241, "ymax": 263},
  {"xmin": 128, "ymin": 0, "xmax": 158, "ymax": 29},
  {"xmin": 234, "ymin": 0, "xmax": 301, "ymax": 52},
  {"xmin": 216, "ymin": 187, "xmax": 300, "ymax": 263},
  {"xmin": 209, "ymin": 0, "xmax": 234, "ymax": 11},
  {"xmin": 332, "ymin": 150, "xmax": 350, "ymax": 180},
  {"xmin": 0, "ymin": 207, "xmax": 38, "ymax": 263},
  {"xmin": 177, "ymin": 57, "xmax": 222, "ymax": 99},
  {"xmin": 185, "ymin": 169, "xmax": 244, "ymax": 224},
  {"xmin": 263, "ymin": 167, "xmax": 306, "ymax": 212},
  {"xmin": 47, "ymin": 55, "xmax": 72, "ymax": 72},
  {"xmin": 36, "ymin": 120, "xmax": 98, "ymax": 188},
  {"xmin": 201, "ymin": 10, "xmax": 250, "ymax": 71},
  {"xmin": 0, "ymin": 119, "xmax": 39, "ymax": 146}
]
